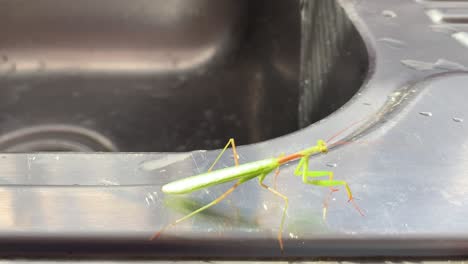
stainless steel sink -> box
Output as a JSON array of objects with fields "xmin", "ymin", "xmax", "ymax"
[
  {"xmin": 0, "ymin": 0, "xmax": 367, "ymax": 152},
  {"xmin": 0, "ymin": 0, "xmax": 424, "ymax": 260},
  {"xmin": 1, "ymin": 0, "xmax": 467, "ymax": 260}
]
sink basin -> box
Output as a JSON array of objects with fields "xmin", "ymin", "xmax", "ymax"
[{"xmin": 0, "ymin": 0, "xmax": 367, "ymax": 152}]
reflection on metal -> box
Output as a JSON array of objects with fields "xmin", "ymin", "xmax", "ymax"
[
  {"xmin": 0, "ymin": 0, "xmax": 333, "ymax": 152},
  {"xmin": 0, "ymin": 125, "xmax": 118, "ymax": 152},
  {"xmin": 298, "ymin": 0, "xmax": 368, "ymax": 127},
  {"xmin": 1, "ymin": 46, "xmax": 218, "ymax": 75}
]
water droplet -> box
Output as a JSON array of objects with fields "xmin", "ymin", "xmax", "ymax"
[
  {"xmin": 263, "ymin": 203, "xmax": 268, "ymax": 211},
  {"xmin": 363, "ymin": 102, "xmax": 371, "ymax": 106},
  {"xmin": 146, "ymin": 193, "xmax": 155, "ymax": 204},
  {"xmin": 101, "ymin": 179, "xmax": 118, "ymax": 186},
  {"xmin": 382, "ymin": 10, "xmax": 397, "ymax": 18},
  {"xmin": 453, "ymin": 117, "xmax": 464, "ymax": 123},
  {"xmin": 401, "ymin": 58, "xmax": 468, "ymax": 72},
  {"xmin": 203, "ymin": 109, "xmax": 214, "ymax": 119},
  {"xmin": 378, "ymin": 38, "xmax": 406, "ymax": 49},
  {"xmin": 401, "ymin": 59, "xmax": 434, "ymax": 71},
  {"xmin": 433, "ymin": 59, "xmax": 467, "ymax": 71},
  {"xmin": 419, "ymin": 112, "xmax": 433, "ymax": 117},
  {"xmin": 430, "ymin": 24, "xmax": 458, "ymax": 35},
  {"xmin": 326, "ymin": 162, "xmax": 337, "ymax": 168},
  {"xmin": 452, "ymin": 32, "xmax": 468, "ymax": 48},
  {"xmin": 425, "ymin": 9, "xmax": 443, "ymax": 23}
]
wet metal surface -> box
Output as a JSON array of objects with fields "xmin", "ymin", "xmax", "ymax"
[
  {"xmin": 0, "ymin": 0, "xmax": 467, "ymax": 260},
  {"xmin": 2, "ymin": 73, "xmax": 468, "ymax": 258}
]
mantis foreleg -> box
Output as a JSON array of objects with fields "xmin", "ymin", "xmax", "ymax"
[{"xmin": 294, "ymin": 156, "xmax": 364, "ymax": 217}]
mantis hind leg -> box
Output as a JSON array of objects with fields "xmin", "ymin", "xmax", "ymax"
[
  {"xmin": 208, "ymin": 138, "xmax": 239, "ymax": 172},
  {"xmin": 258, "ymin": 174, "xmax": 289, "ymax": 253},
  {"xmin": 207, "ymin": 138, "xmax": 241, "ymax": 218},
  {"xmin": 150, "ymin": 180, "xmax": 244, "ymax": 240},
  {"xmin": 151, "ymin": 139, "xmax": 242, "ymax": 241},
  {"xmin": 294, "ymin": 157, "xmax": 364, "ymax": 218}
]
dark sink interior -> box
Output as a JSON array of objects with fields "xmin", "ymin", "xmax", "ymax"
[{"xmin": 0, "ymin": 0, "xmax": 368, "ymax": 152}]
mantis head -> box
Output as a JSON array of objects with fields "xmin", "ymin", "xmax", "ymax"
[{"xmin": 317, "ymin": 140, "xmax": 328, "ymax": 153}]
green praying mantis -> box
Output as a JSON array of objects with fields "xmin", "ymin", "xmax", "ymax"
[{"xmin": 150, "ymin": 121, "xmax": 365, "ymax": 252}]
